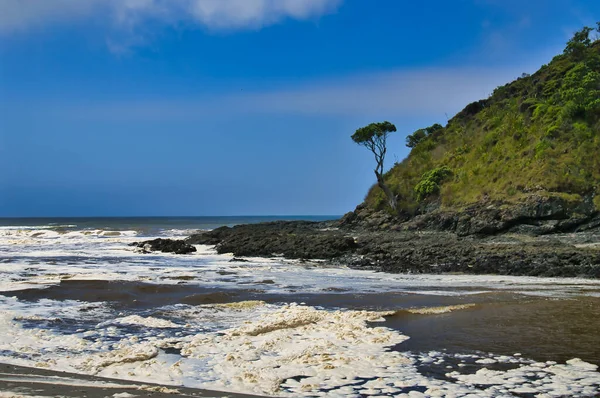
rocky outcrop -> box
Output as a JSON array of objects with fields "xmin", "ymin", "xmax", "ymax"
[
  {"xmin": 341, "ymin": 231, "xmax": 600, "ymax": 278},
  {"xmin": 184, "ymin": 219, "xmax": 600, "ymax": 278},
  {"xmin": 342, "ymin": 194, "xmax": 599, "ymax": 237},
  {"xmin": 176, "ymin": 193, "xmax": 600, "ymax": 277},
  {"xmin": 339, "ymin": 204, "xmax": 401, "ymax": 231},
  {"xmin": 186, "ymin": 221, "xmax": 355, "ymax": 259},
  {"xmin": 130, "ymin": 238, "xmax": 197, "ymax": 254}
]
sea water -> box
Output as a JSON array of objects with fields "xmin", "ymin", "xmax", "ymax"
[{"xmin": 0, "ymin": 217, "xmax": 599, "ymax": 397}]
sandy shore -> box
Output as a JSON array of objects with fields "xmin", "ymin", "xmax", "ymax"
[{"xmin": 0, "ymin": 363, "xmax": 266, "ymax": 398}]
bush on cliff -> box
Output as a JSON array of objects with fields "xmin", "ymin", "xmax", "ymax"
[
  {"xmin": 414, "ymin": 166, "xmax": 453, "ymax": 202},
  {"xmin": 365, "ymin": 24, "xmax": 600, "ymax": 215}
]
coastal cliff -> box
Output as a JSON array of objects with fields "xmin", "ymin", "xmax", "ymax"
[
  {"xmin": 186, "ymin": 27, "xmax": 600, "ymax": 278},
  {"xmin": 355, "ymin": 28, "xmax": 600, "ymax": 235}
]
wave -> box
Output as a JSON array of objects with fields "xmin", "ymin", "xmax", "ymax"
[
  {"xmin": 160, "ymin": 228, "xmax": 204, "ymax": 237},
  {"xmin": 97, "ymin": 315, "xmax": 182, "ymax": 329},
  {"xmin": 402, "ymin": 304, "xmax": 477, "ymax": 315},
  {"xmin": 0, "ymin": 228, "xmax": 139, "ymax": 239},
  {"xmin": 0, "ymin": 225, "xmax": 78, "ymax": 230}
]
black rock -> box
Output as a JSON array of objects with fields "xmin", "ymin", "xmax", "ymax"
[
  {"xmin": 130, "ymin": 238, "xmax": 197, "ymax": 255},
  {"xmin": 184, "ymin": 218, "xmax": 600, "ymax": 278},
  {"xmin": 187, "ymin": 221, "xmax": 356, "ymax": 259}
]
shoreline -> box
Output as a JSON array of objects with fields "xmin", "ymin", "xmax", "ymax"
[
  {"xmin": 2, "ymin": 219, "xmax": 600, "ymax": 397},
  {"xmin": 0, "ymin": 363, "xmax": 266, "ymax": 398},
  {"xmin": 183, "ymin": 219, "xmax": 600, "ymax": 278}
]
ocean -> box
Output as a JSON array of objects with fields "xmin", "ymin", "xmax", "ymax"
[{"xmin": 0, "ymin": 217, "xmax": 599, "ymax": 397}]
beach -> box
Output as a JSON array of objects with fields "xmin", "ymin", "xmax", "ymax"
[
  {"xmin": 1, "ymin": 217, "xmax": 600, "ymax": 397},
  {"xmin": 0, "ymin": 362, "xmax": 264, "ymax": 397}
]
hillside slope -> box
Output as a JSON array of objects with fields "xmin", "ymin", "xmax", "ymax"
[{"xmin": 358, "ymin": 26, "xmax": 600, "ymax": 235}]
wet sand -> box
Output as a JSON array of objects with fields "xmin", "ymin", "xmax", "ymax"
[
  {"xmin": 5, "ymin": 280, "xmax": 600, "ymax": 367},
  {"xmin": 0, "ymin": 363, "xmax": 265, "ymax": 397},
  {"xmin": 386, "ymin": 295, "xmax": 600, "ymax": 366}
]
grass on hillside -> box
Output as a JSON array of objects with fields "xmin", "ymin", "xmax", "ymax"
[{"xmin": 366, "ymin": 25, "xmax": 600, "ymax": 214}]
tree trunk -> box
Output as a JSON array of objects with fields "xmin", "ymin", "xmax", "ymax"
[{"xmin": 376, "ymin": 172, "xmax": 397, "ymax": 211}]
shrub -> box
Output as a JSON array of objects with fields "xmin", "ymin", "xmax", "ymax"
[
  {"xmin": 406, "ymin": 124, "xmax": 444, "ymax": 148},
  {"xmin": 414, "ymin": 166, "xmax": 453, "ymax": 201}
]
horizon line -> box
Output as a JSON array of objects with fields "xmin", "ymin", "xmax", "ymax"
[{"xmin": 0, "ymin": 215, "xmax": 343, "ymax": 219}]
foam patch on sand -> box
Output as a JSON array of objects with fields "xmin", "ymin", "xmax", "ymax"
[
  {"xmin": 448, "ymin": 358, "xmax": 600, "ymax": 397},
  {"xmin": 0, "ymin": 301, "xmax": 599, "ymax": 396},
  {"xmin": 176, "ymin": 303, "xmax": 408, "ymax": 395},
  {"xmin": 0, "ymin": 392, "xmax": 54, "ymax": 398}
]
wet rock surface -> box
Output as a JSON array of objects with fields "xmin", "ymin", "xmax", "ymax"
[
  {"xmin": 130, "ymin": 238, "xmax": 197, "ymax": 254},
  {"xmin": 343, "ymin": 232, "xmax": 600, "ymax": 278},
  {"xmin": 342, "ymin": 195, "xmax": 600, "ymax": 237},
  {"xmin": 187, "ymin": 221, "xmax": 355, "ymax": 259},
  {"xmin": 186, "ymin": 214, "xmax": 600, "ymax": 278}
]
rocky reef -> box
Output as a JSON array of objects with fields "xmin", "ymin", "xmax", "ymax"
[
  {"xmin": 130, "ymin": 238, "xmax": 197, "ymax": 255},
  {"xmin": 186, "ymin": 221, "xmax": 355, "ymax": 259},
  {"xmin": 186, "ymin": 215, "xmax": 600, "ymax": 278}
]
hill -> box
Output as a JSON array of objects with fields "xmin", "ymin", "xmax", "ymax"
[{"xmin": 356, "ymin": 24, "xmax": 600, "ymax": 235}]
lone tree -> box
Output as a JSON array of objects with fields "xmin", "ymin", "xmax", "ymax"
[{"xmin": 351, "ymin": 121, "xmax": 398, "ymax": 211}]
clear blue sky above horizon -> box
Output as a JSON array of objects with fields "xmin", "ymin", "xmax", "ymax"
[{"xmin": 1, "ymin": 0, "xmax": 599, "ymax": 216}]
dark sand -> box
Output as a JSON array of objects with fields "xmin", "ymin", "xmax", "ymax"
[{"xmin": 0, "ymin": 363, "xmax": 266, "ymax": 397}]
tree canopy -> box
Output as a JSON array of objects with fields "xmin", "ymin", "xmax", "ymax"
[
  {"xmin": 351, "ymin": 121, "xmax": 397, "ymax": 176},
  {"xmin": 405, "ymin": 123, "xmax": 443, "ymax": 148},
  {"xmin": 351, "ymin": 121, "xmax": 398, "ymax": 210}
]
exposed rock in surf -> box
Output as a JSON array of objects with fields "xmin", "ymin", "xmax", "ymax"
[
  {"xmin": 129, "ymin": 238, "xmax": 197, "ymax": 255},
  {"xmin": 341, "ymin": 231, "xmax": 600, "ymax": 278},
  {"xmin": 187, "ymin": 221, "xmax": 356, "ymax": 259},
  {"xmin": 186, "ymin": 220, "xmax": 600, "ymax": 278}
]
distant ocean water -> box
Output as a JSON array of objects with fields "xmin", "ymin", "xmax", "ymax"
[
  {"xmin": 0, "ymin": 215, "xmax": 339, "ymax": 236},
  {"xmin": 0, "ymin": 215, "xmax": 600, "ymax": 396}
]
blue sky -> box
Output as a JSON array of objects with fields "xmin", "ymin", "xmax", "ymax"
[{"xmin": 1, "ymin": 0, "xmax": 599, "ymax": 216}]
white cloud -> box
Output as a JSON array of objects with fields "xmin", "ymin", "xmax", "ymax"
[
  {"xmin": 0, "ymin": 0, "xmax": 341, "ymax": 33},
  {"xmin": 0, "ymin": 0, "xmax": 97, "ymax": 32},
  {"xmin": 49, "ymin": 60, "xmax": 550, "ymax": 122},
  {"xmin": 188, "ymin": 0, "xmax": 339, "ymax": 29}
]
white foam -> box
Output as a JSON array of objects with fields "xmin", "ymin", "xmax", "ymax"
[
  {"xmin": 161, "ymin": 229, "xmax": 203, "ymax": 238},
  {"xmin": 0, "ymin": 392, "xmax": 54, "ymax": 398},
  {"xmin": 1, "ymin": 225, "xmax": 600, "ymax": 396},
  {"xmin": 0, "ymin": 225, "xmax": 77, "ymax": 230},
  {"xmin": 99, "ymin": 316, "xmax": 182, "ymax": 329},
  {"xmin": 405, "ymin": 304, "xmax": 476, "ymax": 314},
  {"xmin": 2, "ymin": 226, "xmax": 600, "ymax": 297},
  {"xmin": 0, "ymin": 299, "xmax": 598, "ymax": 397}
]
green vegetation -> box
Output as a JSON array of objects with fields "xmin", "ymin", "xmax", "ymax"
[
  {"xmin": 352, "ymin": 121, "xmax": 398, "ymax": 210},
  {"xmin": 414, "ymin": 166, "xmax": 453, "ymax": 202},
  {"xmin": 406, "ymin": 124, "xmax": 443, "ymax": 148},
  {"xmin": 365, "ymin": 24, "xmax": 600, "ymax": 213}
]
